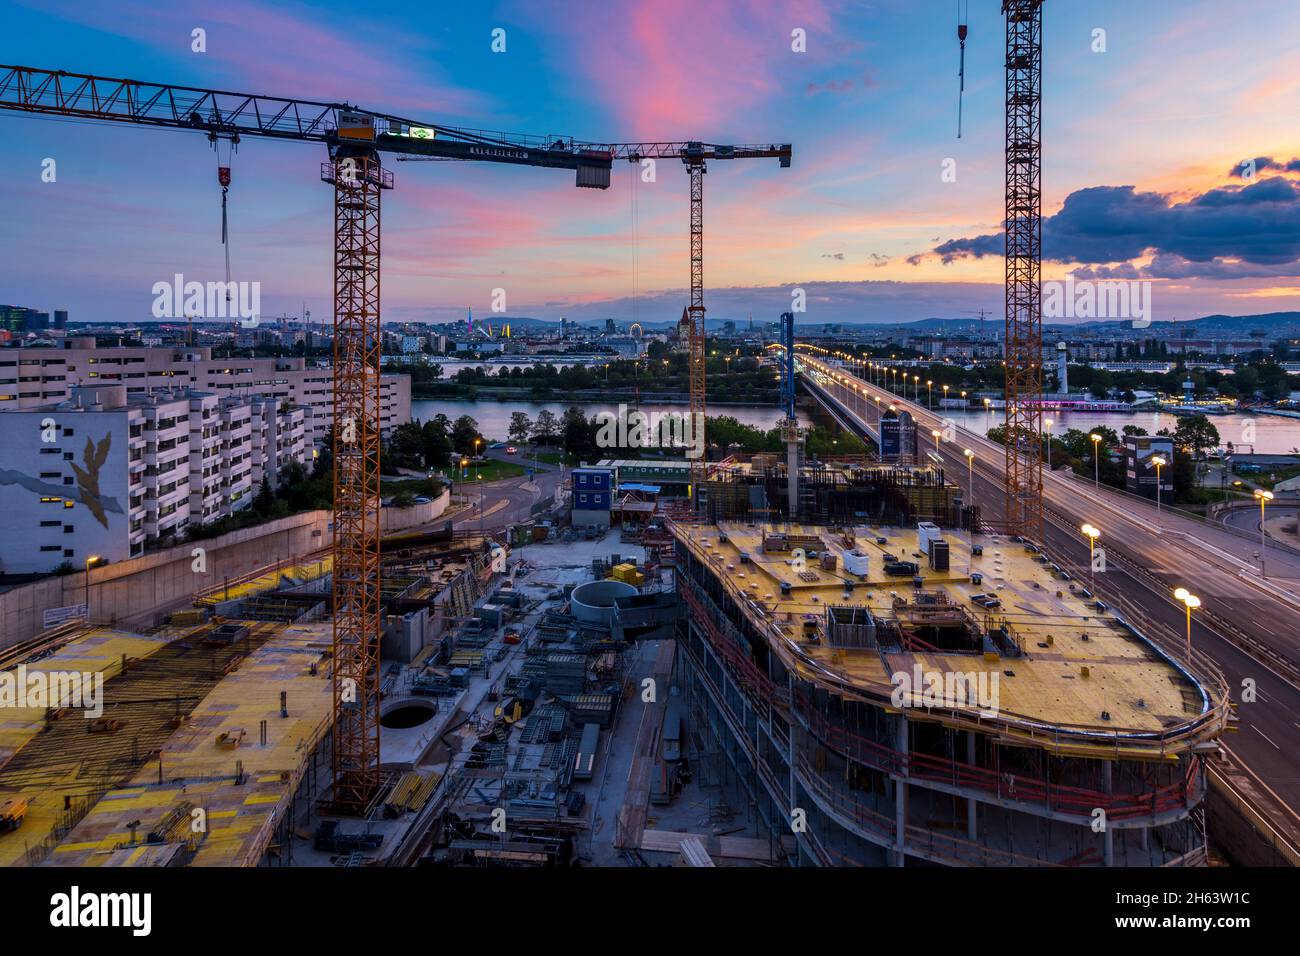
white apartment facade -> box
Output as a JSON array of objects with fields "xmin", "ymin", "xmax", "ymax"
[
  {"xmin": 0, "ymin": 338, "xmax": 412, "ymax": 446},
  {"xmin": 0, "ymin": 384, "xmax": 309, "ymax": 574}
]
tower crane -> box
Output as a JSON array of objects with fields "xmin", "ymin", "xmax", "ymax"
[
  {"xmin": 0, "ymin": 64, "xmax": 792, "ymax": 812},
  {"xmin": 1001, "ymin": 1, "xmax": 1045, "ymax": 544},
  {"xmin": 408, "ymin": 141, "xmax": 794, "ymax": 499},
  {"xmin": 0, "ymin": 63, "xmax": 616, "ymax": 815}
]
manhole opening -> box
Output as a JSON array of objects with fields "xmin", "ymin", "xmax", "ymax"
[{"xmin": 381, "ymin": 704, "xmax": 435, "ymax": 729}]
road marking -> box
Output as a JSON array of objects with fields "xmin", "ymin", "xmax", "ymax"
[{"xmin": 1253, "ymin": 726, "xmax": 1281, "ymax": 750}]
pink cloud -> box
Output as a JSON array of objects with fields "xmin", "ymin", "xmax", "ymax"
[{"xmin": 523, "ymin": 0, "xmax": 833, "ymax": 137}]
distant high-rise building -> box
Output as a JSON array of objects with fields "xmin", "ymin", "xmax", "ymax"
[{"xmin": 0, "ymin": 305, "xmax": 50, "ymax": 334}]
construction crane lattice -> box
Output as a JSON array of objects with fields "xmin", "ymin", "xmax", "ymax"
[{"xmin": 1002, "ymin": 1, "xmax": 1045, "ymax": 543}]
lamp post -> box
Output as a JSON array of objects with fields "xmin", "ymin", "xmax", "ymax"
[
  {"xmin": 1042, "ymin": 417, "xmax": 1053, "ymax": 464},
  {"xmin": 1174, "ymin": 587, "xmax": 1201, "ymax": 661},
  {"xmin": 1081, "ymin": 524, "xmax": 1100, "ymax": 594},
  {"xmin": 1255, "ymin": 489, "xmax": 1274, "ymax": 578},
  {"xmin": 1089, "ymin": 433, "xmax": 1102, "ymax": 488},
  {"xmin": 931, "ymin": 428, "xmax": 942, "ymax": 456},
  {"xmin": 983, "ymin": 397, "xmax": 992, "ymax": 432},
  {"xmin": 926, "ymin": 379, "xmax": 933, "ymax": 409},
  {"xmin": 942, "ymin": 384, "xmax": 950, "ymax": 409},
  {"xmin": 1150, "ymin": 455, "xmax": 1167, "ymax": 512}
]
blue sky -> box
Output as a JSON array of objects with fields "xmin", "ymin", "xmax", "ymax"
[{"xmin": 3, "ymin": 0, "xmax": 1299, "ymax": 326}]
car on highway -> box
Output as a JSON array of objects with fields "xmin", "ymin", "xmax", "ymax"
[{"xmin": 506, "ymin": 446, "xmax": 518, "ymax": 455}]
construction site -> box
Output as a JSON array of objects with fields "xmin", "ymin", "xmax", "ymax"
[{"xmin": 0, "ymin": 2, "xmax": 1285, "ymax": 878}]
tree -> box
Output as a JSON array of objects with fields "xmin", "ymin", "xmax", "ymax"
[
  {"xmin": 253, "ymin": 477, "xmax": 275, "ymax": 513},
  {"xmin": 507, "ymin": 411, "xmax": 533, "ymax": 445},
  {"xmin": 561, "ymin": 405, "xmax": 594, "ymax": 457},
  {"xmin": 1122, "ymin": 425, "xmax": 1148, "ymax": 437},
  {"xmin": 532, "ymin": 409, "xmax": 560, "ymax": 445},
  {"xmin": 420, "ymin": 418, "xmax": 452, "ymax": 467},
  {"xmin": 451, "ymin": 415, "xmax": 483, "ymax": 456},
  {"xmin": 1172, "ymin": 415, "xmax": 1220, "ymax": 460}
]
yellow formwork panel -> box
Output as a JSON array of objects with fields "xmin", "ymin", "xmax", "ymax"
[
  {"xmin": 681, "ymin": 521, "xmax": 1202, "ymax": 747},
  {"xmin": 195, "ymin": 557, "xmax": 333, "ymax": 608},
  {"xmin": 34, "ymin": 622, "xmax": 333, "ymax": 868}
]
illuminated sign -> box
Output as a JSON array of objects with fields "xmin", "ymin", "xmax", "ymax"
[{"xmin": 336, "ymin": 111, "xmax": 375, "ymax": 142}]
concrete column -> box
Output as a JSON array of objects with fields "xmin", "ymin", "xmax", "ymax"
[
  {"xmin": 1102, "ymin": 760, "xmax": 1114, "ymax": 867},
  {"xmin": 966, "ymin": 731, "xmax": 978, "ymax": 840},
  {"xmin": 894, "ymin": 715, "xmax": 908, "ymax": 867}
]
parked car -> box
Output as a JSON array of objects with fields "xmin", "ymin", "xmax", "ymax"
[{"xmin": 505, "ymin": 446, "xmax": 518, "ymax": 455}]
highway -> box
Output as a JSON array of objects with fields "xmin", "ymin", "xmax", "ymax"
[{"xmin": 798, "ymin": 353, "xmax": 1300, "ymax": 844}]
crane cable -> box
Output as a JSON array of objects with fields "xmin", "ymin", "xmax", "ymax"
[
  {"xmin": 210, "ymin": 132, "xmax": 239, "ymax": 309},
  {"xmin": 957, "ymin": 0, "xmax": 969, "ymax": 139}
]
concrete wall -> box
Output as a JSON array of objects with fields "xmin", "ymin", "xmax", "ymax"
[
  {"xmin": 0, "ymin": 487, "xmax": 449, "ymax": 649},
  {"xmin": 382, "ymin": 487, "xmax": 449, "ymax": 533}
]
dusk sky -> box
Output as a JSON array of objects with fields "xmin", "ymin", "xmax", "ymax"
[{"xmin": 3, "ymin": 0, "xmax": 1300, "ymax": 326}]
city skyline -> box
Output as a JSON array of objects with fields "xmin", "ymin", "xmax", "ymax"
[{"xmin": 3, "ymin": 0, "xmax": 1299, "ymax": 325}]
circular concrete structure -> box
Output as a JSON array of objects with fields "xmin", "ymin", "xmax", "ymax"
[
  {"xmin": 380, "ymin": 699, "xmax": 437, "ymax": 730},
  {"xmin": 571, "ymin": 579, "xmax": 638, "ymax": 625}
]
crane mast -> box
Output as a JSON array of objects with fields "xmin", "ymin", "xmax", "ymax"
[
  {"xmin": 0, "ymin": 63, "xmax": 610, "ymax": 816},
  {"xmin": 1002, "ymin": 1, "xmax": 1045, "ymax": 543}
]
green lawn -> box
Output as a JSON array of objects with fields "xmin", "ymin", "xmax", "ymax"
[
  {"xmin": 1257, "ymin": 465, "xmax": 1300, "ymax": 491},
  {"xmin": 449, "ymin": 460, "xmax": 528, "ymax": 483}
]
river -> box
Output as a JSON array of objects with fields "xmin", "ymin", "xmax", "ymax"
[
  {"xmin": 410, "ymin": 399, "xmax": 813, "ymax": 440},
  {"xmin": 411, "ymin": 398, "xmax": 1300, "ymax": 455}
]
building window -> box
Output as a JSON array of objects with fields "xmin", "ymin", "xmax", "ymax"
[{"xmin": 579, "ymin": 494, "xmax": 588, "ymax": 504}]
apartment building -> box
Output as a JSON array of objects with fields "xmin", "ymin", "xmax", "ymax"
[
  {"xmin": 0, "ymin": 384, "xmax": 309, "ymax": 574},
  {"xmin": 0, "ymin": 338, "xmax": 412, "ymax": 444}
]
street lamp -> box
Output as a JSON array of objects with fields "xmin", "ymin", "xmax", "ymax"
[
  {"xmin": 983, "ymin": 397, "xmax": 992, "ymax": 431},
  {"xmin": 1254, "ymin": 489, "xmax": 1274, "ymax": 578},
  {"xmin": 1089, "ymin": 433, "xmax": 1102, "ymax": 488},
  {"xmin": 1150, "ymin": 455, "xmax": 1167, "ymax": 512},
  {"xmin": 926, "ymin": 379, "xmax": 933, "ymax": 409},
  {"xmin": 931, "ymin": 428, "xmax": 942, "ymax": 455},
  {"xmin": 1042, "ymin": 417, "xmax": 1053, "ymax": 463},
  {"xmin": 1081, "ymin": 524, "xmax": 1100, "ymax": 594},
  {"xmin": 1174, "ymin": 587, "xmax": 1201, "ymax": 661},
  {"xmin": 942, "ymin": 383, "xmax": 950, "ymax": 408}
]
